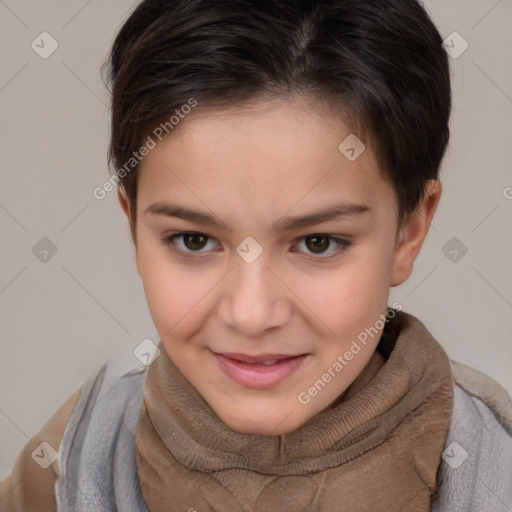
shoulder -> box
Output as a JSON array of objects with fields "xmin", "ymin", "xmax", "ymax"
[
  {"xmin": 1, "ymin": 356, "xmax": 148, "ymax": 512},
  {"xmin": 449, "ymin": 359, "xmax": 512, "ymax": 434},
  {"xmin": 432, "ymin": 360, "xmax": 512, "ymax": 511},
  {"xmin": 59, "ymin": 358, "xmax": 147, "ymax": 448},
  {"xmin": 0, "ymin": 384, "xmax": 81, "ymax": 511},
  {"xmin": 56, "ymin": 359, "xmax": 148, "ymax": 509}
]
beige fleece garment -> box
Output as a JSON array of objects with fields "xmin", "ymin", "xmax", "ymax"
[
  {"xmin": 135, "ymin": 311, "xmax": 454, "ymax": 511},
  {"xmin": 1, "ymin": 311, "xmax": 463, "ymax": 511}
]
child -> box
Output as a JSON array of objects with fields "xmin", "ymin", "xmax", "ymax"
[{"xmin": 1, "ymin": 0, "xmax": 511, "ymax": 510}]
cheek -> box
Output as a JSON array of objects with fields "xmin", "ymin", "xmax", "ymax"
[
  {"xmin": 138, "ymin": 249, "xmax": 227, "ymax": 347},
  {"xmin": 137, "ymin": 247, "xmax": 198, "ymax": 333},
  {"xmin": 292, "ymin": 255, "xmax": 392, "ymax": 335}
]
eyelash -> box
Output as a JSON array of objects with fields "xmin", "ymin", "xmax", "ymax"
[{"xmin": 159, "ymin": 231, "xmax": 351, "ymax": 260}]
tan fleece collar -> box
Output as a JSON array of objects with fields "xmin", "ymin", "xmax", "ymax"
[{"xmin": 135, "ymin": 311, "xmax": 454, "ymax": 510}]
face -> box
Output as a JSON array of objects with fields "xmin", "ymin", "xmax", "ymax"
[{"xmin": 120, "ymin": 95, "xmax": 438, "ymax": 434}]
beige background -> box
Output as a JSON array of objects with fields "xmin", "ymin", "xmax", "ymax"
[{"xmin": 1, "ymin": 0, "xmax": 511, "ymax": 479}]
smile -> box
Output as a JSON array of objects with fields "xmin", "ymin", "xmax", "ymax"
[{"xmin": 212, "ymin": 351, "xmax": 307, "ymax": 389}]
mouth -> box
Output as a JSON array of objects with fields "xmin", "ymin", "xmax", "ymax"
[{"xmin": 212, "ymin": 351, "xmax": 308, "ymax": 389}]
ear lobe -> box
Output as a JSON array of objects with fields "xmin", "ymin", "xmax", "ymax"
[{"xmin": 391, "ymin": 180, "xmax": 442, "ymax": 287}]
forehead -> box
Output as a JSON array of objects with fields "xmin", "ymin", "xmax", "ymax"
[
  {"xmin": 136, "ymin": 96, "xmax": 393, "ymax": 224},
  {"xmin": 160, "ymin": 95, "xmax": 357, "ymax": 156}
]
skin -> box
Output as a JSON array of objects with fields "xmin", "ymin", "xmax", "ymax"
[{"xmin": 118, "ymin": 95, "xmax": 441, "ymax": 435}]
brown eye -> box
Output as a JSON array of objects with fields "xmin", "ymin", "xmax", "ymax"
[
  {"xmin": 160, "ymin": 231, "xmax": 218, "ymax": 258},
  {"xmin": 183, "ymin": 233, "xmax": 208, "ymax": 251},
  {"xmin": 305, "ymin": 235, "xmax": 330, "ymax": 253},
  {"xmin": 293, "ymin": 234, "xmax": 350, "ymax": 259}
]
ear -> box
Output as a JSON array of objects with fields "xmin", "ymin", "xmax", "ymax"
[
  {"xmin": 117, "ymin": 188, "xmax": 141, "ymax": 276},
  {"xmin": 117, "ymin": 187, "xmax": 131, "ymax": 220},
  {"xmin": 391, "ymin": 180, "xmax": 442, "ymax": 286}
]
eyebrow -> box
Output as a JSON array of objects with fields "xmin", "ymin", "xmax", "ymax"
[{"xmin": 144, "ymin": 201, "xmax": 371, "ymax": 233}]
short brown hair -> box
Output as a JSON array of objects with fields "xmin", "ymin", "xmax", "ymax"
[{"xmin": 102, "ymin": 0, "xmax": 451, "ymax": 241}]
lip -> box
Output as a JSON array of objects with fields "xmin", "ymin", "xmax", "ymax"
[
  {"xmin": 219, "ymin": 352, "xmax": 302, "ymax": 363},
  {"xmin": 213, "ymin": 351, "xmax": 307, "ymax": 389}
]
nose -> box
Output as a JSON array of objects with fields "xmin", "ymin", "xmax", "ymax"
[{"xmin": 217, "ymin": 255, "xmax": 292, "ymax": 337}]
